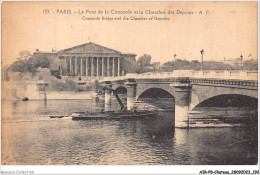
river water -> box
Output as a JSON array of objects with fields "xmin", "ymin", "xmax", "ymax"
[{"xmin": 1, "ymin": 99, "xmax": 258, "ymax": 165}]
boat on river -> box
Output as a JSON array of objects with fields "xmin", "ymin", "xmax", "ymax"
[
  {"xmin": 49, "ymin": 115, "xmax": 69, "ymax": 119},
  {"xmin": 71, "ymin": 109, "xmax": 158, "ymax": 120}
]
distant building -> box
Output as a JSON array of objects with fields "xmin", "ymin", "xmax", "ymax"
[{"xmin": 33, "ymin": 42, "xmax": 137, "ymax": 77}]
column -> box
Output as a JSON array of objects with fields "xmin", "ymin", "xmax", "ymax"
[
  {"xmin": 91, "ymin": 57, "xmax": 94, "ymax": 77},
  {"xmin": 125, "ymin": 79, "xmax": 137, "ymax": 110},
  {"xmin": 86, "ymin": 58, "xmax": 88, "ymax": 76},
  {"xmin": 104, "ymin": 83, "xmax": 112, "ymax": 111},
  {"xmin": 69, "ymin": 57, "xmax": 72, "ymax": 76},
  {"xmin": 118, "ymin": 58, "xmax": 120, "ymax": 76},
  {"xmin": 71, "ymin": 57, "xmax": 75, "ymax": 76},
  {"xmin": 170, "ymin": 83, "xmax": 192, "ymax": 128},
  {"xmin": 97, "ymin": 58, "xmax": 99, "ymax": 76},
  {"xmin": 107, "ymin": 58, "xmax": 110, "ymax": 77},
  {"xmin": 112, "ymin": 58, "xmax": 115, "ymax": 77},
  {"xmin": 102, "ymin": 57, "xmax": 104, "ymax": 77},
  {"xmin": 80, "ymin": 57, "xmax": 82, "ymax": 76},
  {"xmin": 74, "ymin": 57, "xmax": 77, "ymax": 76},
  {"xmin": 82, "ymin": 57, "xmax": 86, "ymax": 76}
]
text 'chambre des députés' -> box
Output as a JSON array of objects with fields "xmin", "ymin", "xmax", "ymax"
[{"xmin": 52, "ymin": 9, "xmax": 196, "ymax": 15}]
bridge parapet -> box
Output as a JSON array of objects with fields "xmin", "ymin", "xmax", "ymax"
[
  {"xmin": 124, "ymin": 70, "xmax": 257, "ymax": 80},
  {"xmin": 98, "ymin": 70, "xmax": 258, "ymax": 99},
  {"xmin": 189, "ymin": 78, "xmax": 257, "ymax": 89},
  {"xmin": 98, "ymin": 70, "xmax": 257, "ymax": 83}
]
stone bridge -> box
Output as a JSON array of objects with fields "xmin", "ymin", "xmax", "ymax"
[{"xmin": 99, "ymin": 70, "xmax": 258, "ymax": 128}]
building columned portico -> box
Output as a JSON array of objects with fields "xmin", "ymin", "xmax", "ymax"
[
  {"xmin": 60, "ymin": 56, "xmax": 121, "ymax": 77},
  {"xmin": 55, "ymin": 42, "xmax": 136, "ymax": 77}
]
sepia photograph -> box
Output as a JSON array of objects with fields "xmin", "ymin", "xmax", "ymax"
[{"xmin": 1, "ymin": 1, "xmax": 258, "ymax": 174}]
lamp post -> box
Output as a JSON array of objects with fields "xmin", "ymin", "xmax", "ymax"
[
  {"xmin": 240, "ymin": 54, "xmax": 243, "ymax": 70},
  {"xmin": 200, "ymin": 49, "xmax": 204, "ymax": 71},
  {"xmin": 174, "ymin": 53, "xmax": 177, "ymax": 70}
]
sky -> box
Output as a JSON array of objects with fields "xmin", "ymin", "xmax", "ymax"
[{"xmin": 2, "ymin": 1, "xmax": 258, "ymax": 67}]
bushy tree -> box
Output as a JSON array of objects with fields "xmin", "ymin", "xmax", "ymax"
[
  {"xmin": 190, "ymin": 60, "xmax": 201, "ymax": 70},
  {"xmin": 161, "ymin": 59, "xmax": 192, "ymax": 71},
  {"xmin": 203, "ymin": 61, "xmax": 232, "ymax": 70},
  {"xmin": 18, "ymin": 50, "xmax": 31, "ymax": 60},
  {"xmin": 9, "ymin": 60, "xmax": 30, "ymax": 73},
  {"xmin": 8, "ymin": 51, "xmax": 50, "ymax": 73},
  {"xmin": 137, "ymin": 54, "xmax": 151, "ymax": 66},
  {"xmin": 160, "ymin": 59, "xmax": 235, "ymax": 71},
  {"xmin": 160, "ymin": 61, "xmax": 175, "ymax": 72},
  {"xmin": 136, "ymin": 54, "xmax": 152, "ymax": 73},
  {"xmin": 243, "ymin": 59, "xmax": 258, "ymax": 70},
  {"xmin": 29, "ymin": 56, "xmax": 50, "ymax": 69}
]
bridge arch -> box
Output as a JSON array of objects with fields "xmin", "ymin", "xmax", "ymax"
[
  {"xmin": 190, "ymin": 85, "xmax": 258, "ymax": 110},
  {"xmin": 137, "ymin": 88, "xmax": 174, "ymax": 99},
  {"xmin": 137, "ymin": 88, "xmax": 175, "ymax": 110},
  {"xmin": 115, "ymin": 86, "xmax": 127, "ymax": 94},
  {"xmin": 192, "ymin": 94, "xmax": 257, "ymax": 109},
  {"xmin": 136, "ymin": 84, "xmax": 175, "ymax": 99}
]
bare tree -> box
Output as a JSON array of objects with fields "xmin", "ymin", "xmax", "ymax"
[{"xmin": 18, "ymin": 50, "xmax": 31, "ymax": 60}]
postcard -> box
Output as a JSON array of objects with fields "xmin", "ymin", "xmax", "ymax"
[{"xmin": 1, "ymin": 1, "xmax": 258, "ymax": 174}]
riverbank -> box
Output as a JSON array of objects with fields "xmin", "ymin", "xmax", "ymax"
[{"xmin": 2, "ymin": 81, "xmax": 95, "ymax": 100}]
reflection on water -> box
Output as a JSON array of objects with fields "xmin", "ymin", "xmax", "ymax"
[{"xmin": 1, "ymin": 100, "xmax": 258, "ymax": 165}]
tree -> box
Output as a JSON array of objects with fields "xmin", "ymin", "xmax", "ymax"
[
  {"xmin": 161, "ymin": 59, "xmax": 191, "ymax": 71},
  {"xmin": 9, "ymin": 60, "xmax": 30, "ymax": 73},
  {"xmin": 160, "ymin": 59, "xmax": 234, "ymax": 71},
  {"xmin": 137, "ymin": 54, "xmax": 152, "ymax": 66},
  {"xmin": 9, "ymin": 53, "xmax": 50, "ymax": 74},
  {"xmin": 243, "ymin": 59, "xmax": 258, "ymax": 70},
  {"xmin": 9, "ymin": 50, "xmax": 33, "ymax": 72},
  {"xmin": 30, "ymin": 56, "xmax": 50, "ymax": 68},
  {"xmin": 190, "ymin": 60, "xmax": 201, "ymax": 70},
  {"xmin": 18, "ymin": 50, "xmax": 31, "ymax": 60},
  {"xmin": 203, "ymin": 61, "xmax": 232, "ymax": 70},
  {"xmin": 175, "ymin": 59, "xmax": 190, "ymax": 69},
  {"xmin": 136, "ymin": 54, "xmax": 152, "ymax": 73},
  {"xmin": 160, "ymin": 61, "xmax": 175, "ymax": 72}
]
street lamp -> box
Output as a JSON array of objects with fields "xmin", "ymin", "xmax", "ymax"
[
  {"xmin": 174, "ymin": 53, "xmax": 177, "ymax": 70},
  {"xmin": 200, "ymin": 49, "xmax": 204, "ymax": 71},
  {"xmin": 240, "ymin": 54, "xmax": 243, "ymax": 70}
]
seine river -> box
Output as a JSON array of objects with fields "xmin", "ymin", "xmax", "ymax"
[{"xmin": 2, "ymin": 99, "xmax": 258, "ymax": 165}]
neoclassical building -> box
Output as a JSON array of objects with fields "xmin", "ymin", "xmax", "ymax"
[{"xmin": 33, "ymin": 42, "xmax": 137, "ymax": 77}]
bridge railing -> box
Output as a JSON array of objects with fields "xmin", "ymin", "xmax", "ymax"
[
  {"xmin": 122, "ymin": 70, "xmax": 258, "ymax": 81},
  {"xmin": 96, "ymin": 70, "xmax": 257, "ymax": 83}
]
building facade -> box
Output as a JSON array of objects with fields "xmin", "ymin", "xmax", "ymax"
[{"xmin": 34, "ymin": 42, "xmax": 137, "ymax": 77}]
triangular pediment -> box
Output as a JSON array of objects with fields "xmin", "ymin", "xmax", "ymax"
[{"xmin": 61, "ymin": 42, "xmax": 121, "ymax": 54}]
